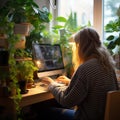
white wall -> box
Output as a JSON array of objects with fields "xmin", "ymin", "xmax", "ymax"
[{"xmin": 94, "ymin": 0, "xmax": 103, "ymax": 40}]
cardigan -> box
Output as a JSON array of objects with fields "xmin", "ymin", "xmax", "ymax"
[{"xmin": 48, "ymin": 58, "xmax": 118, "ymax": 120}]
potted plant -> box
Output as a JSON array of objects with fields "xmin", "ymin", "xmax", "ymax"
[
  {"xmin": 6, "ymin": 0, "xmax": 50, "ymax": 35},
  {"xmin": 14, "ymin": 48, "xmax": 32, "ymax": 59},
  {"xmin": 25, "ymin": 6, "xmax": 51, "ymax": 53},
  {"xmin": 16, "ymin": 61, "xmax": 38, "ymax": 94},
  {"xmin": 0, "ymin": 0, "xmax": 50, "ymax": 118},
  {"xmin": 0, "ymin": 0, "xmax": 50, "ymax": 50}
]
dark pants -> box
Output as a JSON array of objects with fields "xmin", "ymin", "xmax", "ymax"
[
  {"xmin": 37, "ymin": 107, "xmax": 75, "ymax": 120},
  {"xmin": 22, "ymin": 99, "xmax": 76, "ymax": 120}
]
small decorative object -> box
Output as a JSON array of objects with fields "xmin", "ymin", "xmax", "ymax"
[{"xmin": 16, "ymin": 61, "xmax": 38, "ymax": 94}]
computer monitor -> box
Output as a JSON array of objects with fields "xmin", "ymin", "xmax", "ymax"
[{"xmin": 32, "ymin": 43, "xmax": 65, "ymax": 78}]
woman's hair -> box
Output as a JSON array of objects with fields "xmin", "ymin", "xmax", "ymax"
[{"xmin": 72, "ymin": 27, "xmax": 115, "ymax": 71}]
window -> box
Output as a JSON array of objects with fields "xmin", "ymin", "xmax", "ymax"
[
  {"xmin": 103, "ymin": 0, "xmax": 120, "ymax": 40},
  {"xmin": 104, "ymin": 0, "xmax": 120, "ymax": 26},
  {"xmin": 56, "ymin": 0, "xmax": 103, "ymax": 39},
  {"xmin": 58, "ymin": 0, "xmax": 93, "ymax": 26}
]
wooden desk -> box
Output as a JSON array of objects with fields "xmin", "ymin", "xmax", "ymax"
[
  {"xmin": 0, "ymin": 82, "xmax": 54, "ymax": 119},
  {"xmin": 20, "ymin": 82, "xmax": 54, "ymax": 107}
]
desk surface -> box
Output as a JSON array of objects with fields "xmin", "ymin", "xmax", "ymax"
[
  {"xmin": 0, "ymin": 82, "xmax": 54, "ymax": 117},
  {"xmin": 20, "ymin": 82, "xmax": 54, "ymax": 107}
]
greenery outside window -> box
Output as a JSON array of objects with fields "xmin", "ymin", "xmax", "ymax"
[{"xmin": 56, "ymin": 0, "xmax": 93, "ymax": 26}]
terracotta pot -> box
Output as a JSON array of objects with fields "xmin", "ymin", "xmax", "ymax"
[
  {"xmin": 15, "ymin": 35, "xmax": 26, "ymax": 49},
  {"xmin": 10, "ymin": 87, "xmax": 16, "ymax": 96},
  {"xmin": 14, "ymin": 23, "xmax": 30, "ymax": 36},
  {"xmin": 0, "ymin": 35, "xmax": 8, "ymax": 48},
  {"xmin": 26, "ymin": 82, "xmax": 33, "ymax": 89}
]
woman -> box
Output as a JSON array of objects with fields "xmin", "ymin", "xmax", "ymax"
[{"xmin": 41, "ymin": 27, "xmax": 119, "ymax": 120}]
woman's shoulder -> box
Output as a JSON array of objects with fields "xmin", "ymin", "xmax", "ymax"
[
  {"xmin": 75, "ymin": 58, "xmax": 99, "ymax": 74},
  {"xmin": 79, "ymin": 58, "xmax": 98, "ymax": 68}
]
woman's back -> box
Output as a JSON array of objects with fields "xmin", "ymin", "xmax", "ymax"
[{"xmin": 73, "ymin": 58, "xmax": 118, "ymax": 120}]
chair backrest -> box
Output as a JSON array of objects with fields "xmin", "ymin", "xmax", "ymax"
[{"xmin": 104, "ymin": 90, "xmax": 120, "ymax": 120}]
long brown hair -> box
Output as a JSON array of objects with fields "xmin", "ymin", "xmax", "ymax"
[{"xmin": 72, "ymin": 27, "xmax": 115, "ymax": 71}]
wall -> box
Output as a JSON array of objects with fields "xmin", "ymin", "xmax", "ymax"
[{"xmin": 35, "ymin": 0, "xmax": 49, "ymax": 9}]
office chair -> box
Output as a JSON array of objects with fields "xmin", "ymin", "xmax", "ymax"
[{"xmin": 104, "ymin": 90, "xmax": 120, "ymax": 120}]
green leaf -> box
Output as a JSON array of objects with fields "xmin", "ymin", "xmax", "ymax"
[
  {"xmin": 114, "ymin": 37, "xmax": 120, "ymax": 45},
  {"xmin": 56, "ymin": 16, "xmax": 67, "ymax": 22},
  {"xmin": 52, "ymin": 25, "xmax": 64, "ymax": 29},
  {"xmin": 106, "ymin": 35, "xmax": 115, "ymax": 41},
  {"xmin": 107, "ymin": 41, "xmax": 116, "ymax": 49},
  {"xmin": 48, "ymin": 13, "xmax": 53, "ymax": 21}
]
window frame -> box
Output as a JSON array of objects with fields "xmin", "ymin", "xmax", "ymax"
[{"xmin": 50, "ymin": 0, "xmax": 103, "ymax": 39}]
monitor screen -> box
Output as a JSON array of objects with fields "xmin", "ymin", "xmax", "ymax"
[{"xmin": 32, "ymin": 44, "xmax": 64, "ymax": 74}]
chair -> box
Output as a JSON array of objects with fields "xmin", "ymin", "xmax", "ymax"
[{"xmin": 104, "ymin": 90, "xmax": 120, "ymax": 120}]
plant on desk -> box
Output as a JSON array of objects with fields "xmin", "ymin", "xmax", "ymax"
[
  {"xmin": 0, "ymin": 0, "xmax": 50, "ymax": 119},
  {"xmin": 16, "ymin": 61, "xmax": 38, "ymax": 94}
]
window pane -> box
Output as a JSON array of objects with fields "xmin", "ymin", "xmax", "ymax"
[
  {"xmin": 58, "ymin": 0, "xmax": 93, "ymax": 26},
  {"xmin": 103, "ymin": 0, "xmax": 120, "ymax": 40},
  {"xmin": 104, "ymin": 0, "xmax": 120, "ymax": 25}
]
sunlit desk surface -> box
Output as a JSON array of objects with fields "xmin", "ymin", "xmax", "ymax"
[{"xmin": 20, "ymin": 82, "xmax": 54, "ymax": 108}]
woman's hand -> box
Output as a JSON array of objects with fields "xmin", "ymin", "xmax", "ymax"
[
  {"xmin": 56, "ymin": 75, "xmax": 70, "ymax": 85},
  {"xmin": 41, "ymin": 77, "xmax": 55, "ymax": 85}
]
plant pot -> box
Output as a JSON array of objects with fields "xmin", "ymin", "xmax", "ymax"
[
  {"xmin": 0, "ymin": 86, "xmax": 9, "ymax": 97},
  {"xmin": 0, "ymin": 50, "xmax": 9, "ymax": 66},
  {"xmin": 14, "ymin": 23, "xmax": 30, "ymax": 36},
  {"xmin": 15, "ymin": 35, "xmax": 26, "ymax": 49},
  {"xmin": 27, "ymin": 82, "xmax": 36, "ymax": 89},
  {"xmin": 10, "ymin": 87, "xmax": 17, "ymax": 96},
  {"xmin": 18, "ymin": 80, "xmax": 28, "ymax": 94},
  {"xmin": 0, "ymin": 35, "xmax": 8, "ymax": 49}
]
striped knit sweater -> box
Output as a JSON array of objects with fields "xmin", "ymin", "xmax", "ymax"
[{"xmin": 48, "ymin": 58, "xmax": 119, "ymax": 120}]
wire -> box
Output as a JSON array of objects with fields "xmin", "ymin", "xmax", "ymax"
[{"xmin": 48, "ymin": 0, "xmax": 56, "ymax": 9}]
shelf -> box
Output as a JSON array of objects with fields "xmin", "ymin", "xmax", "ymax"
[{"xmin": 15, "ymin": 57, "xmax": 32, "ymax": 61}]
